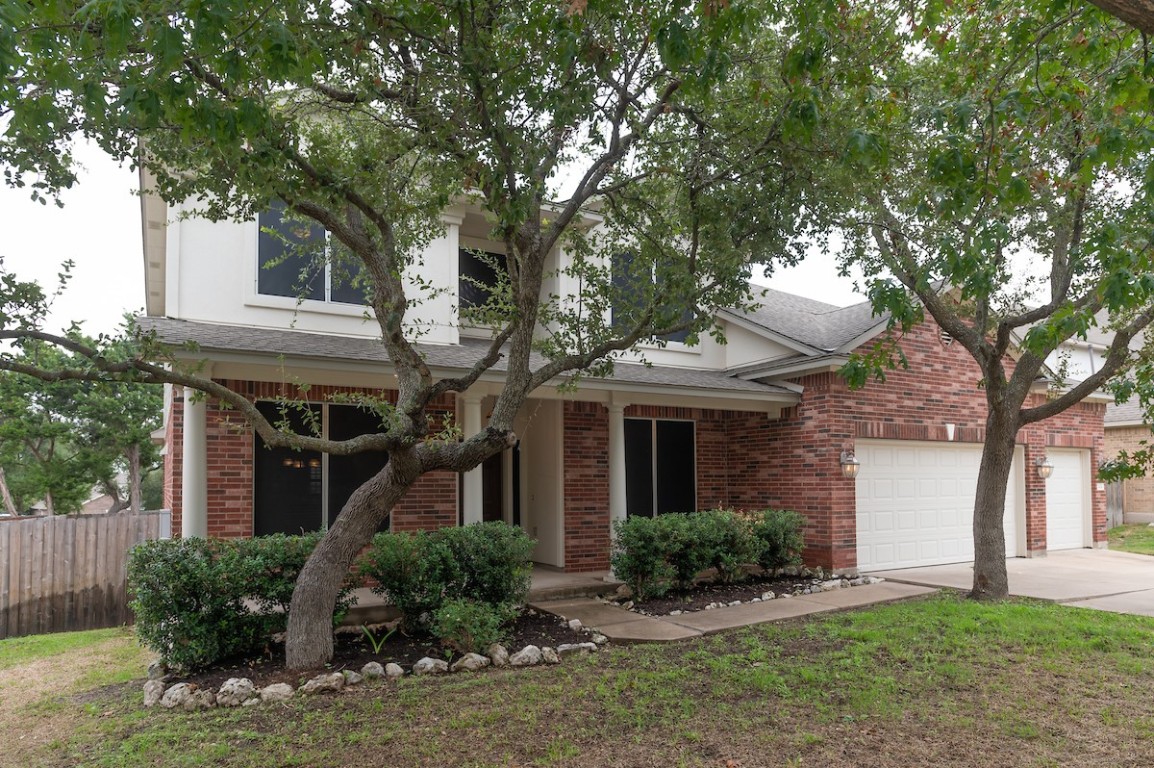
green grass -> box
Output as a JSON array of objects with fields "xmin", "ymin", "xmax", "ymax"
[
  {"xmin": 0, "ymin": 627, "xmax": 132, "ymax": 671},
  {"xmin": 10, "ymin": 595, "xmax": 1154, "ymax": 767},
  {"xmin": 1109, "ymin": 523, "xmax": 1154, "ymax": 555}
]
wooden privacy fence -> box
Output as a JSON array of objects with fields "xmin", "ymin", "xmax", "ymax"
[{"xmin": 0, "ymin": 510, "xmax": 171, "ymax": 640}]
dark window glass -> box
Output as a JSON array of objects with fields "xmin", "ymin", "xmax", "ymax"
[
  {"xmin": 327, "ymin": 405, "xmax": 389, "ymax": 529},
  {"xmin": 329, "ymin": 241, "xmax": 370, "ymax": 306},
  {"xmin": 625, "ymin": 418, "xmax": 695, "ymax": 516},
  {"xmin": 459, "ymin": 248, "xmax": 504, "ymax": 309},
  {"xmin": 612, "ymin": 251, "xmax": 691, "ymax": 343},
  {"xmin": 258, "ymin": 201, "xmax": 326, "ymax": 301},
  {"xmin": 656, "ymin": 420, "xmax": 695, "ymax": 514},
  {"xmin": 624, "ymin": 418, "xmax": 654, "ymax": 517},
  {"xmin": 254, "ymin": 401, "xmax": 324, "ymax": 535}
]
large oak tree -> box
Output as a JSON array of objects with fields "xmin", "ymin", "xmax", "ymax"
[
  {"xmin": 838, "ymin": 3, "xmax": 1154, "ymax": 598},
  {"xmin": 0, "ymin": 0, "xmax": 869, "ymax": 668}
]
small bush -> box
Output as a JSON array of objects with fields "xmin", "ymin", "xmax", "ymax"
[
  {"xmin": 359, "ymin": 530, "xmax": 457, "ymax": 631},
  {"xmin": 359, "ymin": 521, "xmax": 533, "ymax": 631},
  {"xmin": 129, "ymin": 534, "xmax": 355, "ymax": 671},
  {"xmin": 128, "ymin": 537, "xmax": 262, "ymax": 671},
  {"xmin": 692, "ymin": 508, "xmax": 758, "ymax": 584},
  {"xmin": 748, "ymin": 508, "xmax": 807, "ymax": 571},
  {"xmin": 610, "ymin": 516, "xmax": 675, "ymax": 600},
  {"xmin": 430, "ymin": 598, "xmax": 517, "ymax": 655}
]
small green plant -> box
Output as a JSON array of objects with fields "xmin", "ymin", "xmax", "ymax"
[
  {"xmin": 430, "ymin": 598, "xmax": 517, "ymax": 655},
  {"xmin": 361, "ymin": 624, "xmax": 397, "ymax": 654}
]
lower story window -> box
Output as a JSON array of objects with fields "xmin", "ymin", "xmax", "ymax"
[
  {"xmin": 253, "ymin": 401, "xmax": 389, "ymax": 536},
  {"xmin": 624, "ymin": 417, "xmax": 696, "ymax": 516}
]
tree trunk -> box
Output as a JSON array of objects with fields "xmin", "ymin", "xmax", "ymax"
[
  {"xmin": 0, "ymin": 467, "xmax": 17, "ymax": 516},
  {"xmin": 285, "ymin": 458, "xmax": 417, "ymax": 670},
  {"xmin": 44, "ymin": 490, "xmax": 54, "ymax": 517},
  {"xmin": 128, "ymin": 444, "xmax": 142, "ymax": 513},
  {"xmin": 970, "ymin": 410, "xmax": 1019, "ymax": 600}
]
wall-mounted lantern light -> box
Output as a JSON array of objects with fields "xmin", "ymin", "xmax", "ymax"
[
  {"xmin": 1035, "ymin": 455, "xmax": 1054, "ymax": 480},
  {"xmin": 840, "ymin": 450, "xmax": 861, "ymax": 480}
]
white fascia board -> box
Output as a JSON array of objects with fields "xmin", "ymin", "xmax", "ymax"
[
  {"xmin": 139, "ymin": 167, "xmax": 168, "ymax": 317},
  {"xmin": 733, "ymin": 354, "xmax": 850, "ymax": 381},
  {"xmin": 172, "ymin": 349, "xmax": 799, "ymax": 414}
]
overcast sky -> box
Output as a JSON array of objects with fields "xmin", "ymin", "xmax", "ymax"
[{"xmin": 0, "ymin": 140, "xmax": 868, "ymax": 337}]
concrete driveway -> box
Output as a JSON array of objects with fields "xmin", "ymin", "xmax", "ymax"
[{"xmin": 871, "ymin": 549, "xmax": 1154, "ymax": 617}]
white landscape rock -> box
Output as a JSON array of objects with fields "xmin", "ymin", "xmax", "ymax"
[
  {"xmin": 555, "ymin": 642, "xmax": 598, "ymax": 657},
  {"xmin": 146, "ymin": 660, "xmax": 168, "ymax": 681},
  {"xmin": 160, "ymin": 683, "xmax": 216, "ymax": 711},
  {"xmin": 216, "ymin": 678, "xmax": 257, "ymax": 707},
  {"xmin": 541, "ymin": 647, "xmax": 561, "ymax": 665},
  {"xmin": 567, "ymin": 618, "xmax": 583, "ymax": 632},
  {"xmin": 487, "ymin": 644, "xmax": 510, "ymax": 668},
  {"xmin": 361, "ymin": 662, "xmax": 385, "ymax": 679},
  {"xmin": 143, "ymin": 679, "xmax": 166, "ymax": 708},
  {"xmin": 450, "ymin": 653, "xmax": 491, "ymax": 673},
  {"xmin": 820, "ymin": 579, "xmax": 843, "ymax": 592},
  {"xmin": 385, "ymin": 662, "xmax": 405, "ymax": 679},
  {"xmin": 299, "ymin": 672, "xmax": 345, "ymax": 695},
  {"xmin": 590, "ymin": 633, "xmax": 608, "ymax": 645},
  {"xmin": 509, "ymin": 645, "xmax": 543, "ymax": 667},
  {"xmin": 260, "ymin": 683, "xmax": 295, "ymax": 703},
  {"xmin": 342, "ymin": 670, "xmax": 364, "ymax": 686},
  {"xmin": 412, "ymin": 657, "xmax": 449, "ymax": 676}
]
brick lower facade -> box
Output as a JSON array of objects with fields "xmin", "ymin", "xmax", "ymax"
[
  {"xmin": 165, "ymin": 318, "xmax": 1106, "ymax": 573},
  {"xmin": 1105, "ymin": 425, "xmax": 1154, "ymax": 517}
]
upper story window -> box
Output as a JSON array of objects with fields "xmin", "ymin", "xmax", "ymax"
[
  {"xmin": 258, "ymin": 201, "xmax": 369, "ymax": 306},
  {"xmin": 459, "ymin": 247, "xmax": 506, "ymax": 310},
  {"xmin": 611, "ymin": 251, "xmax": 691, "ymax": 344}
]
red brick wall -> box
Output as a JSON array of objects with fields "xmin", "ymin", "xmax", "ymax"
[
  {"xmin": 562, "ymin": 401, "xmax": 611, "ymax": 572},
  {"xmin": 165, "ymin": 380, "xmax": 458, "ymax": 538},
  {"xmin": 726, "ymin": 320, "xmax": 1106, "ymax": 570}
]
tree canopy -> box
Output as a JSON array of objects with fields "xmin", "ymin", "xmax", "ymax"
[{"xmin": 835, "ymin": 3, "xmax": 1154, "ymax": 597}]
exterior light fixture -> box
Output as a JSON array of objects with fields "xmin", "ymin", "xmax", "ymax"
[
  {"xmin": 840, "ymin": 450, "xmax": 861, "ymax": 480},
  {"xmin": 1035, "ymin": 455, "xmax": 1054, "ymax": 480}
]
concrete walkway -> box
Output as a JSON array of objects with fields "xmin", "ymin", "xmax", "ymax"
[
  {"xmin": 871, "ymin": 549, "xmax": 1154, "ymax": 618},
  {"xmin": 531, "ymin": 581, "xmax": 937, "ymax": 643}
]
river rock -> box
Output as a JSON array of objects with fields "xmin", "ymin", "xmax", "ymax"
[
  {"xmin": 216, "ymin": 677, "xmax": 256, "ymax": 707},
  {"xmin": 509, "ymin": 645, "xmax": 542, "ymax": 667},
  {"xmin": 361, "ymin": 662, "xmax": 385, "ymax": 679},
  {"xmin": 143, "ymin": 679, "xmax": 166, "ymax": 708},
  {"xmin": 385, "ymin": 662, "xmax": 405, "ymax": 679},
  {"xmin": 450, "ymin": 653, "xmax": 490, "ymax": 673},
  {"xmin": 260, "ymin": 683, "xmax": 294, "ymax": 703},
  {"xmin": 487, "ymin": 644, "xmax": 510, "ymax": 668},
  {"xmin": 556, "ymin": 642, "xmax": 598, "ymax": 657},
  {"xmin": 299, "ymin": 672, "xmax": 345, "ymax": 694},
  {"xmin": 412, "ymin": 657, "xmax": 449, "ymax": 676}
]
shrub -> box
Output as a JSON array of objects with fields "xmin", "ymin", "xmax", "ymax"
[
  {"xmin": 129, "ymin": 534, "xmax": 356, "ymax": 671},
  {"xmin": 128, "ymin": 537, "xmax": 262, "ymax": 671},
  {"xmin": 692, "ymin": 508, "xmax": 758, "ymax": 584},
  {"xmin": 610, "ymin": 516, "xmax": 675, "ymax": 600},
  {"xmin": 748, "ymin": 508, "xmax": 807, "ymax": 571},
  {"xmin": 438, "ymin": 522, "xmax": 534, "ymax": 606},
  {"xmin": 430, "ymin": 598, "xmax": 518, "ymax": 655},
  {"xmin": 359, "ymin": 521, "xmax": 534, "ymax": 631},
  {"xmin": 658, "ymin": 513, "xmax": 713, "ymax": 589},
  {"xmin": 359, "ymin": 530, "xmax": 457, "ymax": 631}
]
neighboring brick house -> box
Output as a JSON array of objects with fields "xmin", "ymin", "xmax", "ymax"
[
  {"xmin": 140, "ymin": 184, "xmax": 1109, "ymax": 574},
  {"xmin": 1105, "ymin": 398, "xmax": 1154, "ymax": 523}
]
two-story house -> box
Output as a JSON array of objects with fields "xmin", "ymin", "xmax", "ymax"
[{"xmin": 139, "ymin": 179, "xmax": 1109, "ymax": 574}]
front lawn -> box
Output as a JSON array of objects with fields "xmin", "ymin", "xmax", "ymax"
[
  {"xmin": 1109, "ymin": 524, "xmax": 1154, "ymax": 555},
  {"xmin": 8, "ymin": 595, "xmax": 1154, "ymax": 767}
]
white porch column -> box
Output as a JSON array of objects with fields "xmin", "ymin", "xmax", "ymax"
[
  {"xmin": 608, "ymin": 403, "xmax": 628, "ymax": 529},
  {"xmin": 461, "ymin": 393, "xmax": 484, "ymax": 526},
  {"xmin": 181, "ymin": 387, "xmax": 208, "ymax": 538}
]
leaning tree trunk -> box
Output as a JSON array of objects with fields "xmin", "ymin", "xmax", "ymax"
[
  {"xmin": 127, "ymin": 444, "xmax": 142, "ymax": 513},
  {"xmin": 0, "ymin": 467, "xmax": 17, "ymax": 516},
  {"xmin": 970, "ymin": 410, "xmax": 1020, "ymax": 601},
  {"xmin": 285, "ymin": 456, "xmax": 418, "ymax": 670}
]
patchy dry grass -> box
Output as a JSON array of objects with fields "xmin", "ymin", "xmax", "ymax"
[
  {"xmin": 6, "ymin": 595, "xmax": 1154, "ymax": 767},
  {"xmin": 1109, "ymin": 524, "xmax": 1154, "ymax": 556}
]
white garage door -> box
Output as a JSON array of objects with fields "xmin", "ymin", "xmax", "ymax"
[
  {"xmin": 856, "ymin": 440, "xmax": 1021, "ymax": 570},
  {"xmin": 1045, "ymin": 449, "xmax": 1090, "ymax": 551}
]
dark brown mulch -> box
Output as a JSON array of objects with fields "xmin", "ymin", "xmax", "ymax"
[
  {"xmin": 626, "ymin": 573, "xmax": 837, "ymax": 616},
  {"xmin": 173, "ymin": 608, "xmax": 588, "ymax": 691}
]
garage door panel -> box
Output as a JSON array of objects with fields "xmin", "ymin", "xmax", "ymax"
[
  {"xmin": 857, "ymin": 440, "xmax": 1021, "ymax": 570},
  {"xmin": 1046, "ymin": 450, "xmax": 1088, "ymax": 551}
]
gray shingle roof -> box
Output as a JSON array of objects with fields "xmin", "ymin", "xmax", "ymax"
[
  {"xmin": 1106, "ymin": 397, "xmax": 1148, "ymax": 426},
  {"xmin": 733, "ymin": 286, "xmax": 884, "ymax": 352},
  {"xmin": 136, "ymin": 317, "xmax": 797, "ymax": 397}
]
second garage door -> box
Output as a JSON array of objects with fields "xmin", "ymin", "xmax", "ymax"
[
  {"xmin": 856, "ymin": 440, "xmax": 1022, "ymax": 571},
  {"xmin": 1045, "ymin": 448, "xmax": 1090, "ymax": 551}
]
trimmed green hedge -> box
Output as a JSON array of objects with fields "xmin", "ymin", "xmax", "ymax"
[
  {"xmin": 128, "ymin": 533, "xmax": 355, "ymax": 671},
  {"xmin": 358, "ymin": 521, "xmax": 533, "ymax": 632},
  {"xmin": 610, "ymin": 508, "xmax": 806, "ymax": 600}
]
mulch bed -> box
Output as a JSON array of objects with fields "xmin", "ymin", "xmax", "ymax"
[
  {"xmin": 175, "ymin": 608, "xmax": 589, "ymax": 691},
  {"xmin": 623, "ymin": 572, "xmax": 846, "ymax": 616}
]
